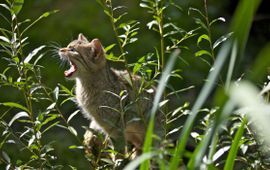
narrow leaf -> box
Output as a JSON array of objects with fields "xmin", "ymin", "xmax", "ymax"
[
  {"xmin": 24, "ymin": 45, "xmax": 46, "ymax": 63},
  {"xmin": 53, "ymin": 86, "xmax": 59, "ymax": 101},
  {"xmin": 195, "ymin": 50, "xmax": 211, "ymax": 57},
  {"xmin": 1, "ymin": 102, "xmax": 30, "ymax": 113},
  {"xmin": 67, "ymin": 110, "xmax": 80, "ymax": 123},
  {"xmin": 213, "ymin": 32, "xmax": 233, "ymax": 49},
  {"xmin": 2, "ymin": 151, "xmax": 10, "ymax": 163},
  {"xmin": 68, "ymin": 126, "xmax": 78, "ymax": 136},
  {"xmin": 0, "ymin": 36, "xmax": 10, "ymax": 43},
  {"xmin": 8, "ymin": 111, "xmax": 29, "ymax": 126},
  {"xmin": 0, "ymin": 4, "xmax": 10, "ymax": 11},
  {"xmin": 105, "ymin": 43, "xmax": 116, "ymax": 52},
  {"xmin": 210, "ymin": 17, "xmax": 226, "ymax": 26},
  {"xmin": 224, "ymin": 117, "xmax": 247, "ymax": 170},
  {"xmin": 124, "ymin": 152, "xmax": 156, "ymax": 170}
]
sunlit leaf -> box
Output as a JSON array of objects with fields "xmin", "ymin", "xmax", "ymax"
[
  {"xmin": 24, "ymin": 45, "xmax": 46, "ymax": 63},
  {"xmin": 68, "ymin": 126, "xmax": 78, "ymax": 136},
  {"xmin": 213, "ymin": 32, "xmax": 233, "ymax": 49},
  {"xmin": 124, "ymin": 152, "xmax": 156, "ymax": 170},
  {"xmin": 53, "ymin": 86, "xmax": 59, "ymax": 101},
  {"xmin": 105, "ymin": 43, "xmax": 116, "ymax": 52},
  {"xmin": 11, "ymin": 0, "xmax": 24, "ymax": 15},
  {"xmin": 195, "ymin": 50, "xmax": 211, "ymax": 57},
  {"xmin": 1, "ymin": 102, "xmax": 30, "ymax": 113},
  {"xmin": 0, "ymin": 3, "xmax": 10, "ymax": 11},
  {"xmin": 139, "ymin": 3, "xmax": 152, "ymax": 10},
  {"xmin": 0, "ymin": 36, "xmax": 10, "ymax": 43},
  {"xmin": 2, "ymin": 151, "xmax": 10, "ymax": 163},
  {"xmin": 46, "ymin": 102, "xmax": 56, "ymax": 110},
  {"xmin": 210, "ymin": 17, "xmax": 226, "ymax": 26},
  {"xmin": 67, "ymin": 110, "xmax": 80, "ymax": 123},
  {"xmin": 8, "ymin": 111, "xmax": 29, "ymax": 126},
  {"xmin": 197, "ymin": 34, "xmax": 210, "ymax": 46}
]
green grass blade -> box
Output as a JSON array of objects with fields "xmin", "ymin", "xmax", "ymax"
[
  {"xmin": 224, "ymin": 116, "xmax": 247, "ymax": 170},
  {"xmin": 169, "ymin": 42, "xmax": 231, "ymax": 170},
  {"xmin": 140, "ymin": 49, "xmax": 180, "ymax": 170},
  {"xmin": 124, "ymin": 152, "xmax": 156, "ymax": 170},
  {"xmin": 225, "ymin": 40, "xmax": 237, "ymax": 91},
  {"xmin": 230, "ymin": 0, "xmax": 261, "ymax": 57},
  {"xmin": 187, "ymin": 99, "xmax": 236, "ymax": 169}
]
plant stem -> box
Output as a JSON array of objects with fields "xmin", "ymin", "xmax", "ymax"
[
  {"xmin": 203, "ymin": 0, "xmax": 215, "ymax": 62},
  {"xmin": 158, "ymin": 1, "xmax": 165, "ymax": 70}
]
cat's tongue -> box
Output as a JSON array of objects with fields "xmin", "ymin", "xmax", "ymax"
[{"xmin": 64, "ymin": 62, "xmax": 76, "ymax": 77}]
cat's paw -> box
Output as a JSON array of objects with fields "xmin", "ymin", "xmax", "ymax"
[{"xmin": 83, "ymin": 129, "xmax": 104, "ymax": 156}]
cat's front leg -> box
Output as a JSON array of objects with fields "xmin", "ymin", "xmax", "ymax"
[{"xmin": 83, "ymin": 121, "xmax": 105, "ymax": 157}]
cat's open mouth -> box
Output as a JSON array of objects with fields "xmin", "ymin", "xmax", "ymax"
[{"xmin": 64, "ymin": 61, "xmax": 77, "ymax": 77}]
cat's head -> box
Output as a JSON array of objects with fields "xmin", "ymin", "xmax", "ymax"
[{"xmin": 58, "ymin": 33, "xmax": 106, "ymax": 79}]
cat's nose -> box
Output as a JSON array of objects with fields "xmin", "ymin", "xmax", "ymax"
[{"xmin": 59, "ymin": 48, "xmax": 67, "ymax": 52}]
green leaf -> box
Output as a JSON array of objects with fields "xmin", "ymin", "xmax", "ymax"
[
  {"xmin": 195, "ymin": 50, "xmax": 211, "ymax": 57},
  {"xmin": 197, "ymin": 34, "xmax": 211, "ymax": 46},
  {"xmin": 224, "ymin": 117, "xmax": 247, "ymax": 170},
  {"xmin": 11, "ymin": 0, "xmax": 24, "ymax": 15},
  {"xmin": 41, "ymin": 114, "xmax": 60, "ymax": 127},
  {"xmin": 42, "ymin": 121, "xmax": 60, "ymax": 134},
  {"xmin": 69, "ymin": 145, "xmax": 84, "ymax": 149},
  {"xmin": 8, "ymin": 111, "xmax": 29, "ymax": 126},
  {"xmin": 1, "ymin": 102, "xmax": 30, "ymax": 113},
  {"xmin": 104, "ymin": 43, "xmax": 116, "ymax": 52}
]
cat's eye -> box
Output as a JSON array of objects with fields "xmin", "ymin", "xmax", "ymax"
[{"xmin": 69, "ymin": 47, "xmax": 76, "ymax": 52}]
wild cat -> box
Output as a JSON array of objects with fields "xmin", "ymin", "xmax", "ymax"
[{"xmin": 58, "ymin": 34, "xmax": 164, "ymax": 154}]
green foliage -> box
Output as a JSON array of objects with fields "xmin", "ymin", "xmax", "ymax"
[
  {"xmin": 0, "ymin": 1, "xmax": 85, "ymax": 169},
  {"xmin": 1, "ymin": 0, "xmax": 270, "ymax": 169}
]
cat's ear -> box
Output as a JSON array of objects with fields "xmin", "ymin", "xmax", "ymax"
[
  {"xmin": 78, "ymin": 33, "xmax": 88, "ymax": 42},
  {"xmin": 91, "ymin": 38, "xmax": 104, "ymax": 58}
]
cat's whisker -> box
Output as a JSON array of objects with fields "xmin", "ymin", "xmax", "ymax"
[{"xmin": 48, "ymin": 41, "xmax": 62, "ymax": 51}]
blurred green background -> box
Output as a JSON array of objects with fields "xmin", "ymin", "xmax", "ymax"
[{"xmin": 1, "ymin": 0, "xmax": 269, "ymax": 168}]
